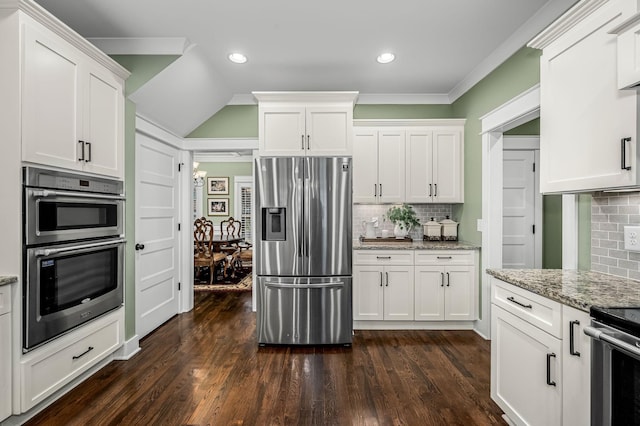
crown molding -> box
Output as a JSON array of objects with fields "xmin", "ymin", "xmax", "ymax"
[
  {"xmin": 87, "ymin": 37, "xmax": 189, "ymax": 55},
  {"xmin": 528, "ymin": 0, "xmax": 609, "ymax": 49},
  {"xmin": 356, "ymin": 93, "xmax": 451, "ymax": 104},
  {"xmin": 608, "ymin": 11, "xmax": 640, "ymax": 34},
  {"xmin": 450, "ymin": 0, "xmax": 578, "ymax": 102},
  {"xmin": 0, "ymin": 0, "xmax": 129, "ymax": 79},
  {"xmin": 252, "ymin": 91, "xmax": 359, "ymax": 104},
  {"xmin": 184, "ymin": 138, "xmax": 259, "ymax": 152},
  {"xmin": 194, "ymin": 152, "xmax": 254, "ymax": 163},
  {"xmin": 353, "ymin": 118, "xmax": 466, "ymax": 127}
]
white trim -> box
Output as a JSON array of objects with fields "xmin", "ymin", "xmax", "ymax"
[
  {"xmin": 193, "ymin": 152, "xmax": 254, "ymax": 162},
  {"xmin": 562, "ymin": 194, "xmax": 579, "ymax": 269},
  {"xmin": 0, "ymin": 0, "xmax": 130, "ymax": 79},
  {"xmin": 87, "ymin": 37, "xmax": 189, "ymax": 55},
  {"xmin": 356, "ymin": 93, "xmax": 451, "ymax": 104},
  {"xmin": 228, "ymin": 94, "xmax": 258, "ymax": 105},
  {"xmin": 353, "ymin": 118, "xmax": 466, "ymax": 127},
  {"xmin": 252, "ymin": 91, "xmax": 358, "ymax": 103},
  {"xmin": 135, "ymin": 115, "xmax": 184, "ymax": 149},
  {"xmin": 112, "ymin": 335, "xmax": 141, "ymax": 360},
  {"xmin": 479, "ymin": 85, "xmax": 542, "ymax": 339},
  {"xmin": 186, "ymin": 138, "xmax": 259, "ymax": 152},
  {"xmin": 528, "ymin": 0, "xmax": 609, "ymax": 49},
  {"xmin": 354, "ymin": 321, "xmax": 475, "ymax": 330},
  {"xmin": 180, "ymin": 150, "xmax": 194, "ymax": 313},
  {"xmin": 450, "ymin": 0, "xmax": 577, "ymax": 102},
  {"xmin": 503, "ymin": 136, "xmax": 540, "ymax": 150},
  {"xmin": 233, "ymin": 175, "xmax": 253, "ymax": 234},
  {"xmin": 480, "ymin": 85, "xmax": 540, "ymax": 134}
]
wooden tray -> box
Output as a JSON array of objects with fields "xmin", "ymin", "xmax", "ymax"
[{"xmin": 359, "ymin": 236, "xmax": 413, "ymax": 243}]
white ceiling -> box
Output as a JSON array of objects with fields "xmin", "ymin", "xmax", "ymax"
[{"xmin": 34, "ymin": 0, "xmax": 577, "ymax": 137}]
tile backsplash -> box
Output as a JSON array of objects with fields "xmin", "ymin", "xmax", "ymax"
[
  {"xmin": 591, "ymin": 192, "xmax": 640, "ymax": 280},
  {"xmin": 353, "ymin": 204, "xmax": 453, "ymax": 240}
]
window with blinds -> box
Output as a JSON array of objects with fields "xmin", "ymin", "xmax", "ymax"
[{"xmin": 240, "ymin": 186, "xmax": 252, "ymax": 243}]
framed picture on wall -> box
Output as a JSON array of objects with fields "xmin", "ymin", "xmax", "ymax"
[
  {"xmin": 208, "ymin": 198, "xmax": 229, "ymax": 216},
  {"xmin": 207, "ymin": 177, "xmax": 229, "ymax": 195}
]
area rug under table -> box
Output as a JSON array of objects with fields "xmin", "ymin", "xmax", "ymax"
[{"xmin": 194, "ymin": 273, "xmax": 252, "ymax": 292}]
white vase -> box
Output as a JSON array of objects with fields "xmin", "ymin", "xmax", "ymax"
[{"xmin": 393, "ymin": 223, "xmax": 410, "ymax": 239}]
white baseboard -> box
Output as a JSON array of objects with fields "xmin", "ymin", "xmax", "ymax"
[
  {"xmin": 353, "ymin": 321, "xmax": 475, "ymax": 330},
  {"xmin": 113, "ymin": 335, "xmax": 141, "ymax": 360}
]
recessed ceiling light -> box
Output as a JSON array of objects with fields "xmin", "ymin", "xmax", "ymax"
[
  {"xmin": 376, "ymin": 52, "xmax": 395, "ymax": 64},
  {"xmin": 228, "ymin": 53, "xmax": 247, "ymax": 64}
]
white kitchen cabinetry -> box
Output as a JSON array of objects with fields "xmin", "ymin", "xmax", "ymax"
[
  {"xmin": 529, "ymin": 0, "xmax": 639, "ymax": 193},
  {"xmin": 20, "ymin": 308, "xmax": 123, "ymax": 411},
  {"xmin": 562, "ymin": 305, "xmax": 591, "ymax": 426},
  {"xmin": 353, "ymin": 128, "xmax": 405, "ymax": 203},
  {"xmin": 21, "ymin": 20, "xmax": 126, "ymax": 179},
  {"xmin": 414, "ymin": 251, "xmax": 475, "ymax": 321},
  {"xmin": 353, "ymin": 251, "xmax": 414, "ymax": 321},
  {"xmin": 405, "ymin": 127, "xmax": 464, "ymax": 203},
  {"xmin": 611, "ymin": 12, "xmax": 640, "ymax": 89},
  {"xmin": 491, "ymin": 278, "xmax": 592, "ymax": 426},
  {"xmin": 0, "ymin": 285, "xmax": 12, "ymax": 422},
  {"xmin": 254, "ymin": 92, "xmax": 358, "ymax": 156}
]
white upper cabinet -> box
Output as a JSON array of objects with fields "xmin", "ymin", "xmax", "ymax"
[
  {"xmin": 529, "ymin": 0, "xmax": 639, "ymax": 193},
  {"xmin": 353, "ymin": 128, "xmax": 405, "ymax": 203},
  {"xmin": 21, "ymin": 19, "xmax": 126, "ymax": 179},
  {"xmin": 254, "ymin": 92, "xmax": 358, "ymax": 156},
  {"xmin": 610, "ymin": 11, "xmax": 640, "ymax": 89},
  {"xmin": 405, "ymin": 124, "xmax": 464, "ymax": 203}
]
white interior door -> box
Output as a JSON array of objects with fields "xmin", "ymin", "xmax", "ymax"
[
  {"xmin": 503, "ymin": 150, "xmax": 536, "ymax": 268},
  {"xmin": 135, "ymin": 132, "xmax": 180, "ymax": 339}
]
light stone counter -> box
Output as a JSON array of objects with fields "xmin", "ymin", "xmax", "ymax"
[
  {"xmin": 0, "ymin": 275, "xmax": 17, "ymax": 286},
  {"xmin": 353, "ymin": 240, "xmax": 479, "ymax": 250},
  {"xmin": 487, "ymin": 269, "xmax": 640, "ymax": 312}
]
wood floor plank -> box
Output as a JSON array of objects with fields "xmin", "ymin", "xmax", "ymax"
[{"xmin": 24, "ymin": 291, "xmax": 505, "ymax": 426}]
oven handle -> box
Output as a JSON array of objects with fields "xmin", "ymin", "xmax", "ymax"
[
  {"xmin": 584, "ymin": 326, "xmax": 640, "ymax": 358},
  {"xmin": 34, "ymin": 238, "xmax": 126, "ymax": 257},
  {"xmin": 30, "ymin": 189, "xmax": 125, "ymax": 201}
]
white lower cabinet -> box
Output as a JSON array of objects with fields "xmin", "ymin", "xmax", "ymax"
[
  {"xmin": 562, "ymin": 306, "xmax": 591, "ymax": 426},
  {"xmin": 20, "ymin": 308, "xmax": 123, "ymax": 411},
  {"xmin": 353, "ymin": 251, "xmax": 414, "ymax": 321},
  {"xmin": 353, "ymin": 249, "xmax": 478, "ymax": 328},
  {"xmin": 491, "ymin": 278, "xmax": 591, "ymax": 426},
  {"xmin": 0, "ymin": 285, "xmax": 12, "ymax": 422}
]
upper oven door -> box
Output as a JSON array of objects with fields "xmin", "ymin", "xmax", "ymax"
[{"xmin": 25, "ymin": 188, "xmax": 124, "ymax": 246}]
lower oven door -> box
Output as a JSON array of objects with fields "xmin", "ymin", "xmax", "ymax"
[
  {"xmin": 585, "ymin": 320, "xmax": 640, "ymax": 426},
  {"xmin": 24, "ymin": 238, "xmax": 125, "ymax": 351}
]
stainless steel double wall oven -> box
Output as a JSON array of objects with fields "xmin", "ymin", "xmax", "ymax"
[{"xmin": 23, "ymin": 167, "xmax": 125, "ymax": 351}]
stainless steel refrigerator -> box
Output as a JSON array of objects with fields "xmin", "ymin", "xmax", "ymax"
[{"xmin": 255, "ymin": 156, "xmax": 352, "ymax": 345}]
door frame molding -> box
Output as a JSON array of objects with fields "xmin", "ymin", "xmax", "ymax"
[{"xmin": 503, "ymin": 136, "xmax": 542, "ymax": 269}]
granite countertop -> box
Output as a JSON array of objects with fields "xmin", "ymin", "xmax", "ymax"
[
  {"xmin": 354, "ymin": 240, "xmax": 479, "ymax": 250},
  {"xmin": 487, "ymin": 269, "xmax": 640, "ymax": 312},
  {"xmin": 0, "ymin": 275, "xmax": 18, "ymax": 287}
]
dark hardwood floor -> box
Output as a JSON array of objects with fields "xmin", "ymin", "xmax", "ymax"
[{"xmin": 25, "ymin": 292, "xmax": 505, "ymax": 425}]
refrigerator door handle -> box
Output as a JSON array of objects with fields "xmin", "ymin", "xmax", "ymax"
[{"xmin": 263, "ymin": 282, "xmax": 345, "ymax": 289}]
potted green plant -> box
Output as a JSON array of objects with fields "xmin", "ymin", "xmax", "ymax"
[{"xmin": 385, "ymin": 204, "xmax": 421, "ymax": 239}]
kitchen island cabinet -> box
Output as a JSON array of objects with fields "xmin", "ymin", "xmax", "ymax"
[
  {"xmin": 529, "ymin": 0, "xmax": 639, "ymax": 193},
  {"xmin": 254, "ymin": 92, "xmax": 357, "ymax": 156},
  {"xmin": 21, "ymin": 17, "xmax": 126, "ymax": 179}
]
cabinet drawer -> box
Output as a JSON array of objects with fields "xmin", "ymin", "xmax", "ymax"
[
  {"xmin": 0, "ymin": 285, "xmax": 11, "ymax": 315},
  {"xmin": 414, "ymin": 251, "xmax": 474, "ymax": 265},
  {"xmin": 21, "ymin": 309, "xmax": 123, "ymax": 410},
  {"xmin": 492, "ymin": 278, "xmax": 562, "ymax": 338},
  {"xmin": 354, "ymin": 250, "xmax": 414, "ymax": 265}
]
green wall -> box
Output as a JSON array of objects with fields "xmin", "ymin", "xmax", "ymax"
[
  {"xmin": 187, "ymin": 105, "xmax": 258, "ymax": 138},
  {"xmin": 112, "ymin": 55, "xmax": 180, "ymax": 340},
  {"xmin": 197, "ymin": 162, "xmax": 253, "ymax": 225}
]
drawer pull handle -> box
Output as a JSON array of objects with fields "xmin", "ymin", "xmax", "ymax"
[
  {"xmin": 569, "ymin": 320, "xmax": 581, "ymax": 357},
  {"xmin": 72, "ymin": 346, "xmax": 94, "ymax": 360},
  {"xmin": 446, "ymin": 272, "xmax": 450, "ymax": 287},
  {"xmin": 437, "ymin": 256, "xmax": 452, "ymax": 259},
  {"xmin": 376, "ymin": 256, "xmax": 391, "ymax": 259},
  {"xmin": 385, "ymin": 271, "xmax": 389, "ymax": 287},
  {"xmin": 507, "ymin": 296, "xmax": 532, "ymax": 309},
  {"xmin": 379, "ymin": 272, "xmax": 383, "ymax": 287},
  {"xmin": 546, "ymin": 353, "xmax": 557, "ymax": 386},
  {"xmin": 440, "ymin": 272, "xmax": 444, "ymax": 287}
]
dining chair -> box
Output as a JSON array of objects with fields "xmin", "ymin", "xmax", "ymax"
[
  {"xmin": 194, "ymin": 221, "xmax": 225, "ymax": 284},
  {"xmin": 219, "ymin": 217, "xmax": 242, "ymax": 277}
]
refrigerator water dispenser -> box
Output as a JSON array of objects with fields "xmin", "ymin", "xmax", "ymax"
[{"xmin": 262, "ymin": 207, "xmax": 286, "ymax": 241}]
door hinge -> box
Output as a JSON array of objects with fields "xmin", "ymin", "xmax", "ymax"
[
  {"xmin": 532, "ymin": 225, "xmax": 536, "ymax": 234},
  {"xmin": 178, "ymin": 282, "xmax": 181, "ymax": 291},
  {"xmin": 178, "ymin": 163, "xmax": 184, "ymax": 172}
]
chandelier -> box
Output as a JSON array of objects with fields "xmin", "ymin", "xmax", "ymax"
[{"xmin": 193, "ymin": 162, "xmax": 207, "ymax": 187}]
